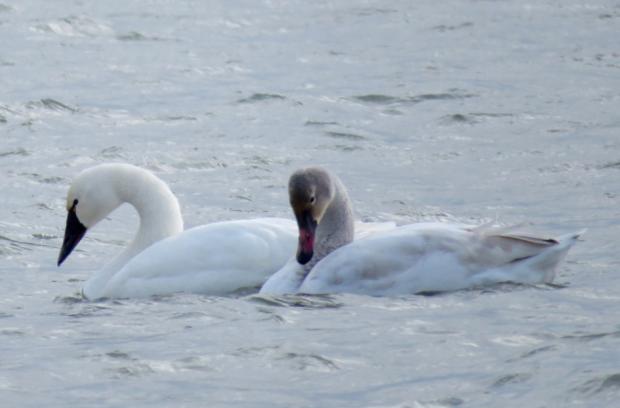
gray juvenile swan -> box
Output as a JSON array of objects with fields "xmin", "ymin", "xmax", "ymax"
[{"xmin": 260, "ymin": 166, "xmax": 583, "ymax": 295}]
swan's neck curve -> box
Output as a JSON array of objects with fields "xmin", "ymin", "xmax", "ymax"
[
  {"xmin": 83, "ymin": 165, "xmax": 184, "ymax": 299},
  {"xmin": 304, "ymin": 176, "xmax": 354, "ymax": 272},
  {"xmin": 119, "ymin": 172, "xmax": 184, "ymax": 258}
]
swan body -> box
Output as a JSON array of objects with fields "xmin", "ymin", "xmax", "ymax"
[
  {"xmin": 83, "ymin": 218, "xmax": 296, "ymax": 299},
  {"xmin": 297, "ymin": 223, "xmax": 583, "ymax": 295},
  {"xmin": 58, "ymin": 163, "xmax": 297, "ymax": 299},
  {"xmin": 260, "ymin": 167, "xmax": 582, "ymax": 296}
]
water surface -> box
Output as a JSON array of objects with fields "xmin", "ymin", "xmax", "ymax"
[{"xmin": 1, "ymin": 1, "xmax": 619, "ymax": 407}]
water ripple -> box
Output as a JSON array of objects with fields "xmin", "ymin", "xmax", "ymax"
[
  {"xmin": 237, "ymin": 93, "xmax": 287, "ymax": 104},
  {"xmin": 324, "ymin": 131, "xmax": 368, "ymax": 141},
  {"xmin": 64, "ymin": 304, "xmax": 113, "ymax": 318},
  {"xmin": 0, "ymin": 234, "xmax": 50, "ymax": 252},
  {"xmin": 108, "ymin": 363, "xmax": 156, "ymax": 378},
  {"xmin": 106, "ymin": 350, "xmax": 133, "ymax": 360},
  {"xmin": 352, "ymin": 90, "xmax": 476, "ymax": 106},
  {"xmin": 491, "ymin": 372, "xmax": 532, "ymax": 388},
  {"xmin": 352, "ymin": 7, "xmax": 397, "ymax": 17},
  {"xmin": 353, "ymin": 94, "xmax": 401, "ymax": 104},
  {"xmin": 99, "ymin": 146, "xmax": 126, "ymax": 159},
  {"xmin": 116, "ymin": 31, "xmax": 167, "ymax": 41},
  {"xmin": 247, "ymin": 294, "xmax": 344, "ymax": 309},
  {"xmin": 507, "ymin": 345, "xmax": 557, "ymax": 362},
  {"xmin": 256, "ymin": 308, "xmax": 287, "ymax": 323},
  {"xmin": 304, "ymin": 120, "xmax": 340, "ymax": 127},
  {"xmin": 277, "ymin": 352, "xmax": 339, "ymax": 372},
  {"xmin": 19, "ymin": 172, "xmax": 65, "ymax": 184},
  {"xmin": 175, "ymin": 356, "xmax": 214, "ymax": 372},
  {"xmin": 0, "ymin": 148, "xmax": 29, "ymax": 158},
  {"xmin": 432, "ymin": 22, "xmax": 474, "ymax": 32},
  {"xmin": 317, "ymin": 144, "xmax": 364, "ymax": 152},
  {"xmin": 233, "ymin": 345, "xmax": 280, "ymax": 358},
  {"xmin": 54, "ymin": 294, "xmax": 86, "ymax": 305},
  {"xmin": 0, "ymin": 328, "xmax": 24, "ymax": 336},
  {"xmin": 575, "ymin": 373, "xmax": 620, "ymax": 394},
  {"xmin": 32, "ymin": 15, "xmax": 113, "ymax": 37},
  {"xmin": 598, "ymin": 161, "xmax": 620, "ymax": 170},
  {"xmin": 168, "ymin": 311, "xmax": 213, "ymax": 320},
  {"xmin": 562, "ymin": 330, "xmax": 620, "ymax": 342},
  {"xmin": 26, "ymin": 98, "xmax": 77, "ymax": 113},
  {"xmin": 439, "ymin": 113, "xmax": 479, "ymax": 126}
]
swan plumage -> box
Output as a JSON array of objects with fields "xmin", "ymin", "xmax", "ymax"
[
  {"xmin": 58, "ymin": 163, "xmax": 297, "ymax": 299},
  {"xmin": 260, "ymin": 167, "xmax": 582, "ymax": 295},
  {"xmin": 298, "ymin": 223, "xmax": 583, "ymax": 295}
]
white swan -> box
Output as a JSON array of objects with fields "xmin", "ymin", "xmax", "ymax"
[
  {"xmin": 57, "ymin": 163, "xmax": 297, "ymax": 299},
  {"xmin": 260, "ymin": 166, "xmax": 583, "ymax": 295}
]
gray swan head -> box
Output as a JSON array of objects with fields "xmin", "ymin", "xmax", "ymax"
[{"xmin": 287, "ymin": 166, "xmax": 354, "ymax": 267}]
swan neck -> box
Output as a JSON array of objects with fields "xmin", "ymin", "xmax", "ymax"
[
  {"xmin": 81, "ymin": 165, "xmax": 184, "ymax": 300},
  {"xmin": 305, "ymin": 176, "xmax": 354, "ymax": 271},
  {"xmin": 119, "ymin": 172, "xmax": 184, "ymax": 252}
]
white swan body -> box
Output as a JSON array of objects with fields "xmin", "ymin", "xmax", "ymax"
[
  {"xmin": 58, "ymin": 163, "xmax": 297, "ymax": 299},
  {"xmin": 83, "ymin": 218, "xmax": 296, "ymax": 299},
  {"xmin": 297, "ymin": 223, "xmax": 583, "ymax": 295},
  {"xmin": 260, "ymin": 167, "xmax": 583, "ymax": 296}
]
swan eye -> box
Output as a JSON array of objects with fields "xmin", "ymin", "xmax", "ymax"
[
  {"xmin": 71, "ymin": 199, "xmax": 79, "ymax": 210},
  {"xmin": 309, "ymin": 196, "xmax": 316, "ymax": 204}
]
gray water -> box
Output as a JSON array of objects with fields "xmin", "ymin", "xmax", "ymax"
[{"xmin": 1, "ymin": 1, "xmax": 619, "ymax": 406}]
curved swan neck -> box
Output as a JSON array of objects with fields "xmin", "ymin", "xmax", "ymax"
[
  {"xmin": 76, "ymin": 164, "xmax": 184, "ymax": 300},
  {"xmin": 114, "ymin": 166, "xmax": 184, "ymax": 253},
  {"xmin": 304, "ymin": 175, "xmax": 354, "ymax": 271}
]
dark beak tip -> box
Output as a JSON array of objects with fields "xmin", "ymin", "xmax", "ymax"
[
  {"xmin": 58, "ymin": 209, "xmax": 87, "ymax": 268},
  {"xmin": 57, "ymin": 236, "xmax": 82, "ymax": 267},
  {"xmin": 57, "ymin": 248, "xmax": 71, "ymax": 267},
  {"xmin": 296, "ymin": 250, "xmax": 314, "ymax": 265}
]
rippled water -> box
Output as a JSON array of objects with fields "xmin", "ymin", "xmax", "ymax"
[{"xmin": 1, "ymin": 1, "xmax": 619, "ymax": 406}]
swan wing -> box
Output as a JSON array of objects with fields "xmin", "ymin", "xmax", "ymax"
[{"xmin": 298, "ymin": 223, "xmax": 582, "ymax": 295}]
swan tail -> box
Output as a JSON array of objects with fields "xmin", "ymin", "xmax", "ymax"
[
  {"xmin": 468, "ymin": 228, "xmax": 584, "ymax": 286},
  {"xmin": 554, "ymin": 229, "xmax": 587, "ymax": 248},
  {"xmin": 504, "ymin": 229, "xmax": 585, "ymax": 282}
]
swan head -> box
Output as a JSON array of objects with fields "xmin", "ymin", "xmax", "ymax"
[
  {"xmin": 58, "ymin": 165, "xmax": 124, "ymax": 266},
  {"xmin": 288, "ymin": 167, "xmax": 334, "ymax": 264}
]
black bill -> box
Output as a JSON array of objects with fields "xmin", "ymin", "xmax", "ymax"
[{"xmin": 57, "ymin": 208, "xmax": 87, "ymax": 266}]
